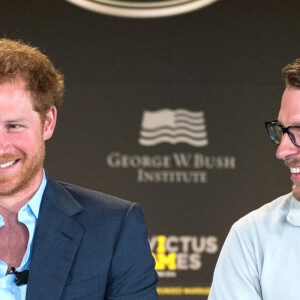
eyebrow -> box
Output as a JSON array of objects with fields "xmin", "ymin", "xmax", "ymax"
[
  {"xmin": 277, "ymin": 120, "xmax": 300, "ymax": 127},
  {"xmin": 5, "ymin": 119, "xmax": 30, "ymax": 124}
]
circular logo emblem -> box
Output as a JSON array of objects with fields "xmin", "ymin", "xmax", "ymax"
[{"xmin": 66, "ymin": 0, "xmax": 218, "ymax": 18}]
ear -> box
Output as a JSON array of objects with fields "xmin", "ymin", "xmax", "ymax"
[{"xmin": 43, "ymin": 106, "xmax": 57, "ymax": 141}]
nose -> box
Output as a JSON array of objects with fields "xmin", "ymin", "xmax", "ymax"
[{"xmin": 276, "ymin": 133, "xmax": 299, "ymax": 160}]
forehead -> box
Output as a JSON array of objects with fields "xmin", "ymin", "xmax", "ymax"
[
  {"xmin": 0, "ymin": 77, "xmax": 27, "ymax": 93},
  {"xmin": 278, "ymin": 87, "xmax": 300, "ymax": 126},
  {"xmin": 0, "ymin": 79, "xmax": 33, "ymax": 105}
]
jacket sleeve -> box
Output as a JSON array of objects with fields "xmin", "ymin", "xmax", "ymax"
[
  {"xmin": 105, "ymin": 203, "xmax": 158, "ymax": 300},
  {"xmin": 208, "ymin": 225, "xmax": 262, "ymax": 300}
]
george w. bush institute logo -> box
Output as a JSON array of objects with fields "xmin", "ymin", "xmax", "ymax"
[
  {"xmin": 139, "ymin": 109, "xmax": 208, "ymax": 147},
  {"xmin": 66, "ymin": 0, "xmax": 218, "ymax": 18}
]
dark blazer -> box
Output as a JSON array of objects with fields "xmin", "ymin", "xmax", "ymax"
[{"xmin": 25, "ymin": 175, "xmax": 158, "ymax": 299}]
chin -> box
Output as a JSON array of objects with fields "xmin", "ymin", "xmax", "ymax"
[{"xmin": 292, "ymin": 183, "xmax": 300, "ymax": 201}]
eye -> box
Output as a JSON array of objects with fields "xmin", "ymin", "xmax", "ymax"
[{"xmin": 8, "ymin": 124, "xmax": 20, "ymax": 129}]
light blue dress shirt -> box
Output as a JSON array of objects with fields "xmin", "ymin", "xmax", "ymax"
[
  {"xmin": 0, "ymin": 172, "xmax": 46, "ymax": 300},
  {"xmin": 209, "ymin": 193, "xmax": 300, "ymax": 300}
]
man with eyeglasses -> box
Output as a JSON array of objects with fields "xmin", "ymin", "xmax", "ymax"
[{"xmin": 208, "ymin": 59, "xmax": 300, "ymax": 300}]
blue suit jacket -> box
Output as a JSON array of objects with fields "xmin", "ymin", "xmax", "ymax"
[{"xmin": 25, "ymin": 176, "xmax": 158, "ymax": 299}]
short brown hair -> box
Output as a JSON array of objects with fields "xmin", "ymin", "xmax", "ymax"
[
  {"xmin": 282, "ymin": 58, "xmax": 300, "ymax": 88},
  {"xmin": 0, "ymin": 38, "xmax": 64, "ymax": 120}
]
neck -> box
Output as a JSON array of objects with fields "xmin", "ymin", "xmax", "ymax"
[{"xmin": 0, "ymin": 169, "xmax": 43, "ymax": 214}]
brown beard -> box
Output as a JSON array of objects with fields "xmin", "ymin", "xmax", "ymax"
[
  {"xmin": 292, "ymin": 183, "xmax": 300, "ymax": 201},
  {"xmin": 0, "ymin": 155, "xmax": 21, "ymax": 164},
  {"xmin": 0, "ymin": 140, "xmax": 45, "ymax": 197},
  {"xmin": 284, "ymin": 158, "xmax": 300, "ymax": 168}
]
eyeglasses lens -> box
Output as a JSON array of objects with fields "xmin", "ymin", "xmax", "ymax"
[
  {"xmin": 269, "ymin": 124, "xmax": 282, "ymax": 144},
  {"xmin": 289, "ymin": 128, "xmax": 300, "ymax": 146},
  {"xmin": 267, "ymin": 123, "xmax": 300, "ymax": 146}
]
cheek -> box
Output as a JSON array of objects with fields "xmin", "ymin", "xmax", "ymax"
[{"xmin": 12, "ymin": 133, "xmax": 43, "ymax": 154}]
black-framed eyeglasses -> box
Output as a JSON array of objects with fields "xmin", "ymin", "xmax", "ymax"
[{"xmin": 265, "ymin": 120, "xmax": 300, "ymax": 147}]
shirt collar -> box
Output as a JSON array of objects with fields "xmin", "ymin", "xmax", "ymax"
[{"xmin": 26, "ymin": 170, "xmax": 47, "ymax": 219}]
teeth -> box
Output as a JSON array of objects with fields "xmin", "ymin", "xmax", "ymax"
[
  {"xmin": 291, "ymin": 167, "xmax": 300, "ymax": 174},
  {"xmin": 0, "ymin": 160, "xmax": 16, "ymax": 169}
]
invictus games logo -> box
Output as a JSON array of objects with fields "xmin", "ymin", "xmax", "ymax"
[
  {"xmin": 65, "ymin": 0, "xmax": 219, "ymax": 18},
  {"xmin": 150, "ymin": 235, "xmax": 218, "ymax": 278},
  {"xmin": 139, "ymin": 109, "xmax": 208, "ymax": 147}
]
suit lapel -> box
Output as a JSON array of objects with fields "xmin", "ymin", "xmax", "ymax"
[{"xmin": 26, "ymin": 177, "xmax": 84, "ymax": 300}]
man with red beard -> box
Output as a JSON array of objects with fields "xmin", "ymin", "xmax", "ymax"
[
  {"xmin": 0, "ymin": 39, "xmax": 158, "ymax": 299},
  {"xmin": 209, "ymin": 59, "xmax": 300, "ymax": 300}
]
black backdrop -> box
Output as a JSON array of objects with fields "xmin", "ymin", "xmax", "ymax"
[{"xmin": 1, "ymin": 0, "xmax": 299, "ymax": 298}]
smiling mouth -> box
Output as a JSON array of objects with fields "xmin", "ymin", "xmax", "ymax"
[
  {"xmin": 0, "ymin": 160, "xmax": 19, "ymax": 169},
  {"xmin": 290, "ymin": 167, "xmax": 300, "ymax": 174}
]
